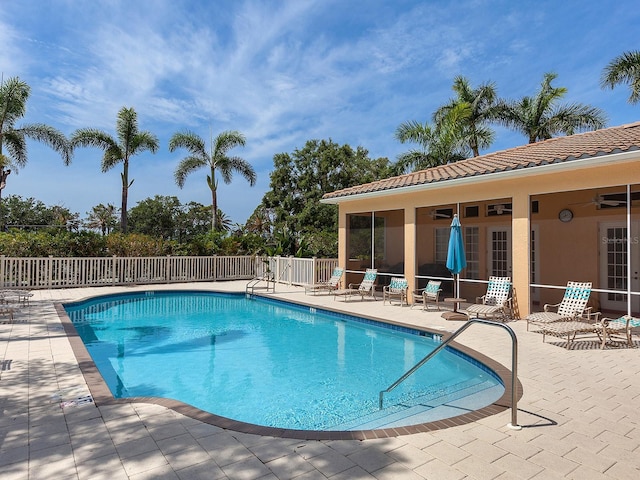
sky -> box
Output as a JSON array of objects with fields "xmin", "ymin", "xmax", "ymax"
[{"xmin": 1, "ymin": 0, "xmax": 638, "ymax": 225}]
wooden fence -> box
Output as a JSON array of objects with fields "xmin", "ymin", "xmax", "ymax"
[{"xmin": 0, "ymin": 255, "xmax": 338, "ymax": 290}]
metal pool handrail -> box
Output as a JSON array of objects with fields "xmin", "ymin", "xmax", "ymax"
[{"xmin": 379, "ymin": 318, "xmax": 521, "ymax": 430}]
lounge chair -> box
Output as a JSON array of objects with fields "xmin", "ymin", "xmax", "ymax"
[
  {"xmin": 411, "ymin": 280, "xmax": 442, "ymax": 310},
  {"xmin": 304, "ymin": 267, "xmax": 343, "ymax": 295},
  {"xmin": 333, "ymin": 269, "xmax": 377, "ymax": 301},
  {"xmin": 1, "ymin": 289, "xmax": 33, "ymax": 306},
  {"xmin": 383, "ymin": 277, "xmax": 409, "ymax": 306},
  {"xmin": 525, "ymin": 281, "xmax": 594, "ymax": 331},
  {"xmin": 1, "ymin": 304, "xmax": 17, "ymax": 322},
  {"xmin": 595, "ymin": 315, "xmax": 640, "ymax": 348},
  {"xmin": 535, "ymin": 316, "xmax": 600, "ymax": 349},
  {"xmin": 465, "ymin": 277, "xmax": 512, "ymax": 321}
]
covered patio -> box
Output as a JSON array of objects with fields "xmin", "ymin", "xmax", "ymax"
[{"xmin": 322, "ymin": 122, "xmax": 640, "ymax": 320}]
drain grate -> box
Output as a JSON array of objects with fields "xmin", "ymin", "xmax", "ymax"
[
  {"xmin": 1, "ymin": 359, "xmax": 12, "ymax": 371},
  {"xmin": 60, "ymin": 394, "xmax": 94, "ymax": 409}
]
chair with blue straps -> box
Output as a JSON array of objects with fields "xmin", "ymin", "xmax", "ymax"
[
  {"xmin": 526, "ymin": 281, "xmax": 594, "ymax": 331},
  {"xmin": 465, "ymin": 276, "xmax": 512, "ymax": 321},
  {"xmin": 383, "ymin": 277, "xmax": 409, "ymax": 306},
  {"xmin": 596, "ymin": 315, "xmax": 640, "ymax": 348},
  {"xmin": 333, "ymin": 269, "xmax": 378, "ymax": 301},
  {"xmin": 304, "ymin": 267, "xmax": 344, "ymax": 295},
  {"xmin": 411, "ymin": 280, "xmax": 442, "ymax": 310}
]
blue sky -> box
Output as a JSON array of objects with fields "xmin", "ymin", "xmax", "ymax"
[{"xmin": 1, "ymin": 0, "xmax": 638, "ymax": 225}]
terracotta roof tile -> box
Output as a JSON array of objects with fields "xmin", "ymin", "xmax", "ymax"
[{"xmin": 323, "ymin": 122, "xmax": 640, "ymax": 200}]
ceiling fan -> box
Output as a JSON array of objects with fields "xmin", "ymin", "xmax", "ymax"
[
  {"xmin": 488, "ymin": 204, "xmax": 512, "ymax": 215},
  {"xmin": 572, "ymin": 194, "xmax": 626, "ymax": 208}
]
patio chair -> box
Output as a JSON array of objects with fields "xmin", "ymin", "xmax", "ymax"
[
  {"xmin": 595, "ymin": 315, "xmax": 640, "ymax": 348},
  {"xmin": 465, "ymin": 277, "xmax": 512, "ymax": 321},
  {"xmin": 535, "ymin": 316, "xmax": 600, "ymax": 349},
  {"xmin": 304, "ymin": 267, "xmax": 343, "ymax": 295},
  {"xmin": 525, "ymin": 281, "xmax": 594, "ymax": 331},
  {"xmin": 411, "ymin": 280, "xmax": 442, "ymax": 310},
  {"xmin": 333, "ymin": 269, "xmax": 377, "ymax": 301},
  {"xmin": 1, "ymin": 289, "xmax": 33, "ymax": 306},
  {"xmin": 1, "ymin": 304, "xmax": 17, "ymax": 322},
  {"xmin": 383, "ymin": 277, "xmax": 409, "ymax": 306}
]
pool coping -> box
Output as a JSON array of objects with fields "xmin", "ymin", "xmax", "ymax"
[{"xmin": 54, "ymin": 289, "xmax": 522, "ymax": 441}]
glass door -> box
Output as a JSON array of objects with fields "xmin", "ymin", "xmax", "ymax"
[
  {"xmin": 599, "ymin": 222, "xmax": 640, "ymax": 313},
  {"xmin": 488, "ymin": 227, "xmax": 512, "ymax": 277}
]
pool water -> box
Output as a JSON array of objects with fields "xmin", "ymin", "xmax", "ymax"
[{"xmin": 64, "ymin": 291, "xmax": 504, "ymax": 431}]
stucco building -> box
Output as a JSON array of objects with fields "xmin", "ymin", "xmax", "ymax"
[{"xmin": 322, "ymin": 121, "xmax": 640, "ymax": 318}]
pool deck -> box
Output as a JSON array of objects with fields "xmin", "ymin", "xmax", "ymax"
[{"xmin": 1, "ymin": 282, "xmax": 639, "ymax": 479}]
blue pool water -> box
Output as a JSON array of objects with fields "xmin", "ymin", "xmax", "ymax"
[{"xmin": 64, "ymin": 291, "xmax": 504, "ymax": 431}]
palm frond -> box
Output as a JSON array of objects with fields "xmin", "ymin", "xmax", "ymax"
[
  {"xmin": 18, "ymin": 123, "xmax": 71, "ymax": 164},
  {"xmin": 601, "ymin": 50, "xmax": 640, "ymax": 104},
  {"xmin": 174, "ymin": 156, "xmax": 206, "ymax": 187},
  {"xmin": 2, "ymin": 131, "xmax": 27, "ymax": 168}
]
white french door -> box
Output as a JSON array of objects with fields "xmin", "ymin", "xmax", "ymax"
[
  {"xmin": 487, "ymin": 227, "xmax": 512, "ymax": 278},
  {"xmin": 599, "ymin": 222, "xmax": 640, "ymax": 313}
]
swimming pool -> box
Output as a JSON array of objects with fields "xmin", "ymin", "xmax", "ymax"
[{"xmin": 63, "ymin": 291, "xmax": 505, "ymax": 434}]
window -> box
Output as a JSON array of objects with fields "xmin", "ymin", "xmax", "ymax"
[
  {"xmin": 347, "ymin": 214, "xmax": 385, "ymax": 262},
  {"xmin": 435, "ymin": 228, "xmax": 449, "ymax": 264},
  {"xmin": 464, "ymin": 226, "xmax": 479, "ymax": 279},
  {"xmin": 464, "ymin": 205, "xmax": 479, "ymax": 218}
]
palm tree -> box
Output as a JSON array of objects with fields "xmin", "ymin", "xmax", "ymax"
[
  {"xmin": 0, "ymin": 76, "xmax": 71, "ymax": 228},
  {"xmin": 496, "ymin": 72, "xmax": 607, "ymax": 143},
  {"xmin": 70, "ymin": 107, "xmax": 159, "ymax": 233},
  {"xmin": 215, "ymin": 209, "xmax": 233, "ymax": 232},
  {"xmin": 170, "ymin": 129, "xmax": 256, "ymax": 231},
  {"xmin": 394, "ymin": 115, "xmax": 469, "ymax": 173},
  {"xmin": 434, "ymin": 76, "xmax": 499, "ymax": 157},
  {"xmin": 85, "ymin": 203, "xmax": 118, "ymax": 235},
  {"xmin": 601, "ymin": 50, "xmax": 640, "ymax": 104}
]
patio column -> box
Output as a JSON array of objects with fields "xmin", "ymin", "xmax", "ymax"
[
  {"xmin": 404, "ymin": 206, "xmax": 417, "ymax": 302},
  {"xmin": 338, "ymin": 208, "xmax": 347, "ymax": 272},
  {"xmin": 511, "ymin": 192, "xmax": 530, "ymax": 318}
]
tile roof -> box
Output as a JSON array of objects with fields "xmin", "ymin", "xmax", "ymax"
[{"xmin": 322, "ymin": 121, "xmax": 640, "ymax": 201}]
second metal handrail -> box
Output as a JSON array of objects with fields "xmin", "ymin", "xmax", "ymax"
[{"xmin": 379, "ymin": 318, "xmax": 521, "ymax": 430}]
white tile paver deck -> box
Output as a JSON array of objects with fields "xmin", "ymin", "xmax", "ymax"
[{"xmin": 1, "ymin": 282, "xmax": 639, "ymax": 479}]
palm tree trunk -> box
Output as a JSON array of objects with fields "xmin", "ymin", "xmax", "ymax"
[
  {"xmin": 210, "ymin": 166, "xmax": 217, "ymax": 231},
  {"xmin": 121, "ymin": 161, "xmax": 129, "ymax": 233},
  {"xmin": 211, "ymin": 187, "xmax": 217, "ymax": 232}
]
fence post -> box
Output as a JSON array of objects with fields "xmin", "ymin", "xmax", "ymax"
[
  {"xmin": 166, "ymin": 255, "xmax": 171, "ymax": 283},
  {"xmin": 47, "ymin": 255, "xmax": 53, "ymax": 289},
  {"xmin": 0, "ymin": 255, "xmax": 4, "ymax": 288},
  {"xmin": 112, "ymin": 255, "xmax": 117, "ymax": 286},
  {"xmin": 312, "ymin": 256, "xmax": 317, "ymax": 285},
  {"xmin": 288, "ymin": 256, "xmax": 293, "ymax": 285}
]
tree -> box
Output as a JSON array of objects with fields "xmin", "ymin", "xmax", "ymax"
[
  {"xmin": 175, "ymin": 201, "xmax": 211, "ymax": 243},
  {"xmin": 170, "ymin": 130, "xmax": 256, "ymax": 231},
  {"xmin": 261, "ymin": 139, "xmax": 392, "ymax": 257},
  {"xmin": 215, "ymin": 209, "xmax": 232, "ymax": 232},
  {"xmin": 601, "ymin": 50, "xmax": 640, "ymax": 104},
  {"xmin": 85, "ymin": 203, "xmax": 118, "ymax": 235},
  {"xmin": 128, "ymin": 195, "xmax": 181, "ymax": 239},
  {"xmin": 0, "ymin": 194, "xmax": 78, "ymax": 231},
  {"xmin": 0, "ymin": 76, "xmax": 71, "ymax": 228},
  {"xmin": 70, "ymin": 107, "xmax": 159, "ymax": 233},
  {"xmin": 434, "ymin": 76, "xmax": 499, "ymax": 157},
  {"xmin": 394, "ymin": 117, "xmax": 469, "ymax": 173},
  {"xmin": 495, "ymin": 72, "xmax": 607, "ymax": 143},
  {"xmin": 245, "ymin": 205, "xmax": 273, "ymax": 238}
]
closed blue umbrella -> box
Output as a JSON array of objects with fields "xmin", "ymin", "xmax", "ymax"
[{"xmin": 446, "ymin": 214, "xmax": 466, "ymax": 298}]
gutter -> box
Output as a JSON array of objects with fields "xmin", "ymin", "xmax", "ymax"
[{"xmin": 320, "ymin": 149, "xmax": 640, "ymax": 204}]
